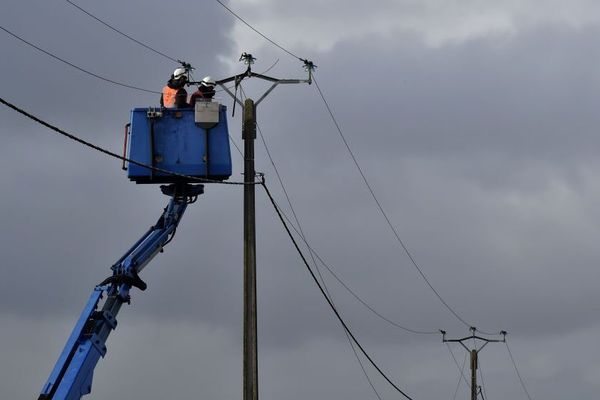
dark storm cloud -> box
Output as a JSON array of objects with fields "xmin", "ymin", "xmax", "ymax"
[{"xmin": 3, "ymin": 1, "xmax": 600, "ymax": 399}]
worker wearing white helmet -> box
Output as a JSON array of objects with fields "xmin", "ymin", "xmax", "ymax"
[
  {"xmin": 160, "ymin": 68, "xmax": 189, "ymax": 108},
  {"xmin": 190, "ymin": 76, "xmax": 216, "ymax": 105}
]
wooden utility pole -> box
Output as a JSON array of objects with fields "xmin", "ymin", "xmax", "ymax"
[
  {"xmin": 442, "ymin": 328, "xmax": 506, "ymax": 400},
  {"xmin": 214, "ymin": 53, "xmax": 313, "ymax": 400},
  {"xmin": 243, "ymin": 98, "xmax": 258, "ymax": 400},
  {"xmin": 470, "ymin": 349, "xmax": 478, "ymax": 400}
]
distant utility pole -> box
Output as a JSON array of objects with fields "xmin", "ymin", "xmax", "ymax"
[
  {"xmin": 442, "ymin": 327, "xmax": 507, "ymax": 400},
  {"xmin": 216, "ymin": 53, "xmax": 314, "ymax": 400}
]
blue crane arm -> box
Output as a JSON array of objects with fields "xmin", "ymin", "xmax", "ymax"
[{"xmin": 38, "ymin": 184, "xmax": 202, "ymax": 400}]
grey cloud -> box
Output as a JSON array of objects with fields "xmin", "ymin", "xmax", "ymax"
[{"xmin": 3, "ymin": 3, "xmax": 600, "ymax": 399}]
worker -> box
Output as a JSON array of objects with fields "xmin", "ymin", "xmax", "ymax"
[
  {"xmin": 189, "ymin": 76, "xmax": 216, "ymax": 105},
  {"xmin": 160, "ymin": 68, "xmax": 189, "ymax": 108}
]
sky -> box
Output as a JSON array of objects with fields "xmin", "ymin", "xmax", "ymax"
[{"xmin": 1, "ymin": 0, "xmax": 600, "ymax": 399}]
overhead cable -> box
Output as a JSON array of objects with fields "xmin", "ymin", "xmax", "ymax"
[
  {"xmin": 0, "ymin": 25, "xmax": 160, "ymax": 94},
  {"xmin": 312, "ymin": 73, "xmax": 473, "ymax": 329},
  {"xmin": 0, "ymin": 97, "xmax": 253, "ymax": 186},
  {"xmin": 237, "ymin": 85, "xmax": 436, "ymax": 336},
  {"xmin": 505, "ymin": 341, "xmax": 533, "ymax": 400},
  {"xmin": 65, "ymin": 0, "xmax": 180, "ymax": 63},
  {"xmin": 239, "ymin": 86, "xmax": 383, "ymax": 400},
  {"xmin": 479, "ymin": 357, "xmax": 489, "ymax": 400},
  {"xmin": 213, "ymin": 0, "xmax": 304, "ymax": 61},
  {"xmin": 212, "ymin": 0, "xmax": 499, "ymax": 334},
  {"xmin": 229, "ymin": 136, "xmax": 244, "ymax": 159},
  {"xmin": 318, "ymin": 253, "xmax": 439, "ymax": 335},
  {"xmin": 271, "ymin": 187, "xmax": 439, "ymax": 335},
  {"xmin": 261, "ymin": 181, "xmax": 415, "ymax": 400},
  {"xmin": 445, "ymin": 343, "xmax": 469, "ymax": 389},
  {"xmin": 452, "ymin": 348, "xmax": 468, "ymax": 400}
]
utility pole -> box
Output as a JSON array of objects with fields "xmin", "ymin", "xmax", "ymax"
[
  {"xmin": 242, "ymin": 98, "xmax": 258, "ymax": 400},
  {"xmin": 442, "ymin": 327, "xmax": 507, "ymax": 400},
  {"xmin": 215, "ymin": 53, "xmax": 314, "ymax": 400}
]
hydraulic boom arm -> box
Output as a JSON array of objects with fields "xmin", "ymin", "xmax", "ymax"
[{"xmin": 38, "ymin": 184, "xmax": 203, "ymax": 400}]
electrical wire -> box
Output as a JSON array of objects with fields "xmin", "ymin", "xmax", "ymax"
[
  {"xmin": 478, "ymin": 386, "xmax": 485, "ymax": 400},
  {"xmin": 229, "ymin": 132, "xmax": 244, "ymax": 160},
  {"xmin": 445, "ymin": 343, "xmax": 469, "ymax": 388},
  {"xmin": 210, "ymin": 0, "xmax": 471, "ymax": 332},
  {"xmin": 210, "ymin": 0, "xmax": 481, "ymax": 335},
  {"xmin": 238, "ymin": 86, "xmax": 381, "ymax": 399},
  {"xmin": 260, "ymin": 58, "xmax": 280, "ymax": 75},
  {"xmin": 318, "ymin": 254, "xmax": 440, "ymax": 335},
  {"xmin": 255, "ymin": 157, "xmax": 438, "ymax": 333},
  {"xmin": 0, "ymin": 25, "xmax": 160, "ymax": 94},
  {"xmin": 261, "ymin": 181, "xmax": 415, "ymax": 400},
  {"xmin": 505, "ymin": 341, "xmax": 533, "ymax": 400},
  {"xmin": 235, "ymin": 85, "xmax": 438, "ymax": 336},
  {"xmin": 65, "ymin": 0, "xmax": 179, "ymax": 63},
  {"xmin": 342, "ymin": 335, "xmax": 384, "ymax": 400},
  {"xmin": 311, "ymin": 73, "xmax": 473, "ymax": 329},
  {"xmin": 213, "ymin": 0, "xmax": 496, "ymax": 334},
  {"xmin": 452, "ymin": 350, "xmax": 468, "ymax": 400},
  {"xmin": 238, "ymin": 86, "xmax": 383, "ymax": 400},
  {"xmin": 0, "ymin": 96, "xmax": 254, "ymax": 186},
  {"xmin": 213, "ymin": 0, "xmax": 303, "ymax": 61},
  {"xmin": 239, "ymin": 85, "xmax": 321, "ymax": 286},
  {"xmin": 476, "ymin": 329, "xmax": 504, "ymax": 336},
  {"xmin": 271, "ymin": 195, "xmax": 385, "ymax": 400},
  {"xmin": 4, "ymin": 0, "xmax": 508, "ymax": 390},
  {"xmin": 269, "ymin": 186, "xmax": 439, "ymax": 334},
  {"xmin": 271, "ymin": 190, "xmax": 439, "ymax": 335},
  {"xmin": 478, "ymin": 356, "xmax": 489, "ymax": 400}
]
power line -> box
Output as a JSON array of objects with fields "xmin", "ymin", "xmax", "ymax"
[
  {"xmin": 475, "ymin": 328, "xmax": 505, "ymax": 336},
  {"xmin": 213, "ymin": 0, "xmax": 304, "ymax": 61},
  {"xmin": 446, "ymin": 343, "xmax": 470, "ymax": 389},
  {"xmin": 238, "ymin": 85, "xmax": 437, "ymax": 337},
  {"xmin": 312, "ymin": 73, "xmax": 472, "ymax": 329},
  {"xmin": 259, "ymin": 171, "xmax": 438, "ymax": 334},
  {"xmin": 0, "ymin": 25, "xmax": 160, "ymax": 94},
  {"xmin": 319, "ymin": 256, "xmax": 440, "ymax": 335},
  {"xmin": 213, "ymin": 0, "xmax": 498, "ymax": 334},
  {"xmin": 452, "ymin": 350, "xmax": 468, "ymax": 400},
  {"xmin": 270, "ymin": 188, "xmax": 439, "ymax": 334},
  {"xmin": 477, "ymin": 387, "xmax": 485, "ymax": 400},
  {"xmin": 271, "ymin": 189, "xmax": 439, "ymax": 335},
  {"xmin": 478, "ymin": 356, "xmax": 489, "ymax": 400},
  {"xmin": 505, "ymin": 341, "xmax": 533, "ymax": 400},
  {"xmin": 211, "ymin": 0, "xmax": 487, "ymax": 338},
  {"xmin": 230, "ymin": 135, "xmax": 244, "ymax": 160},
  {"xmin": 261, "ymin": 181, "xmax": 415, "ymax": 400},
  {"xmin": 65, "ymin": 0, "xmax": 179, "ymax": 63},
  {"xmin": 9, "ymin": 72, "xmax": 380, "ymax": 398},
  {"xmin": 0, "ymin": 96, "xmax": 253, "ymax": 186},
  {"xmin": 442, "ymin": 329, "xmax": 505, "ymax": 400},
  {"xmin": 240, "ymin": 82, "xmax": 383, "ymax": 399},
  {"xmin": 213, "ymin": 0, "xmax": 464, "ymax": 330},
  {"xmin": 239, "ymin": 85, "xmax": 383, "ymax": 400}
]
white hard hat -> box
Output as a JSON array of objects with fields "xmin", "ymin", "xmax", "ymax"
[
  {"xmin": 201, "ymin": 76, "xmax": 216, "ymax": 86},
  {"xmin": 173, "ymin": 68, "xmax": 187, "ymax": 79}
]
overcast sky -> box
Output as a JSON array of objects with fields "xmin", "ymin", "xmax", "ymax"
[{"xmin": 2, "ymin": 0, "xmax": 600, "ymax": 399}]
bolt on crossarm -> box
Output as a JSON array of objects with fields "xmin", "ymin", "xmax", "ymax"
[
  {"xmin": 442, "ymin": 327, "xmax": 507, "ymax": 400},
  {"xmin": 214, "ymin": 53, "xmax": 313, "ymax": 400}
]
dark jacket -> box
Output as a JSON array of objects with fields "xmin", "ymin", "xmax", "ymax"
[
  {"xmin": 160, "ymin": 78, "xmax": 188, "ymax": 108},
  {"xmin": 189, "ymin": 85, "xmax": 216, "ymax": 105}
]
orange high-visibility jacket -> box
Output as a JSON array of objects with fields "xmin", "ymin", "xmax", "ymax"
[{"xmin": 161, "ymin": 86, "xmax": 178, "ymax": 108}]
